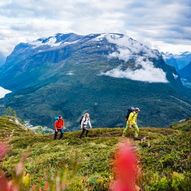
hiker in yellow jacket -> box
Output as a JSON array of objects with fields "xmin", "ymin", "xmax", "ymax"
[{"xmin": 124, "ymin": 107, "xmax": 140, "ymax": 138}]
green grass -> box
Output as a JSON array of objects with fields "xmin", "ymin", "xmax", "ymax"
[
  {"xmin": 170, "ymin": 118, "xmax": 191, "ymax": 131},
  {"xmin": 0, "ymin": 116, "xmax": 191, "ymax": 190},
  {"xmin": 0, "ymin": 116, "xmax": 32, "ymax": 141}
]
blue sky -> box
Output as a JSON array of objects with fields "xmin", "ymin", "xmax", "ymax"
[{"xmin": 0, "ymin": 0, "xmax": 191, "ymax": 55}]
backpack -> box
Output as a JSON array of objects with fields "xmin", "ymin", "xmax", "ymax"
[
  {"xmin": 79, "ymin": 115, "xmax": 84, "ymax": 125},
  {"xmin": 126, "ymin": 108, "xmax": 133, "ymax": 121}
]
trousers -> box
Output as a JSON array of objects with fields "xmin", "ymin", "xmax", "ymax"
[{"xmin": 54, "ymin": 129, "xmax": 64, "ymax": 140}]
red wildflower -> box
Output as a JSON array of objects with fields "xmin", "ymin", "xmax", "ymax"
[
  {"xmin": 0, "ymin": 173, "xmax": 18, "ymax": 191},
  {"xmin": 44, "ymin": 181, "xmax": 49, "ymax": 190},
  {"xmin": 110, "ymin": 140, "xmax": 140, "ymax": 191},
  {"xmin": 0, "ymin": 143, "xmax": 8, "ymax": 160}
]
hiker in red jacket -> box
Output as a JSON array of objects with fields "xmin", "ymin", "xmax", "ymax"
[{"xmin": 54, "ymin": 115, "xmax": 65, "ymax": 140}]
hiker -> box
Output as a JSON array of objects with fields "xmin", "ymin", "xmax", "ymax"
[
  {"xmin": 123, "ymin": 107, "xmax": 135, "ymax": 136},
  {"xmin": 54, "ymin": 115, "xmax": 65, "ymax": 140},
  {"xmin": 123, "ymin": 107, "xmax": 140, "ymax": 138},
  {"xmin": 128, "ymin": 107, "xmax": 140, "ymax": 138},
  {"xmin": 79, "ymin": 113, "xmax": 92, "ymax": 138}
]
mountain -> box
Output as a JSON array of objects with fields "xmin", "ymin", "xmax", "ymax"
[
  {"xmin": 163, "ymin": 51, "xmax": 191, "ymax": 71},
  {"xmin": 0, "ymin": 33, "xmax": 191, "ymax": 129},
  {"xmin": 0, "ymin": 51, "xmax": 6, "ymax": 67},
  {"xmin": 0, "ymin": 116, "xmax": 191, "ymax": 190},
  {"xmin": 163, "ymin": 52, "xmax": 191, "ymax": 88},
  {"xmin": 179, "ymin": 62, "xmax": 191, "ymax": 88},
  {"xmin": 0, "ymin": 33, "xmax": 181, "ymax": 90},
  {"xmin": 179, "ymin": 62, "xmax": 191, "ymax": 81}
]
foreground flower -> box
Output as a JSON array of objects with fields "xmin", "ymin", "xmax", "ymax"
[
  {"xmin": 0, "ymin": 173, "xmax": 18, "ymax": 191},
  {"xmin": 110, "ymin": 140, "xmax": 140, "ymax": 191},
  {"xmin": 0, "ymin": 143, "xmax": 8, "ymax": 160}
]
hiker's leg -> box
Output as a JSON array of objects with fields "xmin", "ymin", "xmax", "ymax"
[
  {"xmin": 134, "ymin": 123, "xmax": 139, "ymax": 138},
  {"xmin": 126, "ymin": 121, "xmax": 128, "ymax": 129},
  {"xmin": 85, "ymin": 129, "xmax": 89, "ymax": 137},
  {"xmin": 54, "ymin": 131, "xmax": 58, "ymax": 140},
  {"xmin": 80, "ymin": 128, "xmax": 85, "ymax": 138},
  {"xmin": 123, "ymin": 121, "xmax": 128, "ymax": 136},
  {"xmin": 59, "ymin": 129, "xmax": 64, "ymax": 139}
]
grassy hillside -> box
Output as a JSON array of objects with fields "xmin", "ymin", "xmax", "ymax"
[
  {"xmin": 0, "ymin": 116, "xmax": 32, "ymax": 141},
  {"xmin": 170, "ymin": 118, "xmax": 191, "ymax": 131},
  {"xmin": 0, "ymin": 116, "xmax": 191, "ymax": 190}
]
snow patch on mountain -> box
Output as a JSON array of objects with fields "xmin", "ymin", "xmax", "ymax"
[
  {"xmin": 66, "ymin": 71, "xmax": 74, "ymax": 76},
  {"xmin": 172, "ymin": 73, "xmax": 179, "ymax": 79},
  {"xmin": 62, "ymin": 40, "xmax": 80, "ymax": 46},
  {"xmin": 101, "ymin": 58, "xmax": 168, "ymax": 83},
  {"xmin": 95, "ymin": 33, "xmax": 122, "ymax": 41},
  {"xmin": 0, "ymin": 87, "xmax": 12, "ymax": 98},
  {"xmin": 103, "ymin": 33, "xmax": 159, "ymax": 61},
  {"xmin": 45, "ymin": 37, "xmax": 61, "ymax": 47},
  {"xmin": 109, "ymin": 49, "xmax": 132, "ymax": 62},
  {"xmin": 30, "ymin": 37, "xmax": 61, "ymax": 47},
  {"xmin": 30, "ymin": 37, "xmax": 80, "ymax": 48}
]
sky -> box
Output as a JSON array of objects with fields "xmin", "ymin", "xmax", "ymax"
[{"xmin": 0, "ymin": 0, "xmax": 191, "ymax": 56}]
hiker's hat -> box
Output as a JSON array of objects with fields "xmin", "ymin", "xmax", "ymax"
[{"xmin": 135, "ymin": 107, "xmax": 140, "ymax": 112}]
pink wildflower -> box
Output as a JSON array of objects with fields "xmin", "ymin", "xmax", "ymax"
[{"xmin": 110, "ymin": 140, "xmax": 140, "ymax": 191}]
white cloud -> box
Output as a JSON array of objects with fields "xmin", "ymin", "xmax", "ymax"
[
  {"xmin": 0, "ymin": 86, "xmax": 12, "ymax": 98},
  {"xmin": 0, "ymin": 0, "xmax": 190, "ymax": 55},
  {"xmin": 152, "ymin": 41, "xmax": 191, "ymax": 54},
  {"xmin": 102, "ymin": 58, "xmax": 168, "ymax": 83},
  {"xmin": 105, "ymin": 33, "xmax": 158, "ymax": 62}
]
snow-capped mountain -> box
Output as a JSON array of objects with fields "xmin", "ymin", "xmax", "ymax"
[
  {"xmin": 163, "ymin": 51, "xmax": 191, "ymax": 71},
  {"xmin": 99, "ymin": 34, "xmax": 168, "ymax": 83},
  {"xmin": 162, "ymin": 51, "xmax": 191, "ymax": 88},
  {"xmin": 0, "ymin": 33, "xmax": 180, "ymax": 90},
  {"xmin": 0, "ymin": 33, "xmax": 190, "ymax": 128}
]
